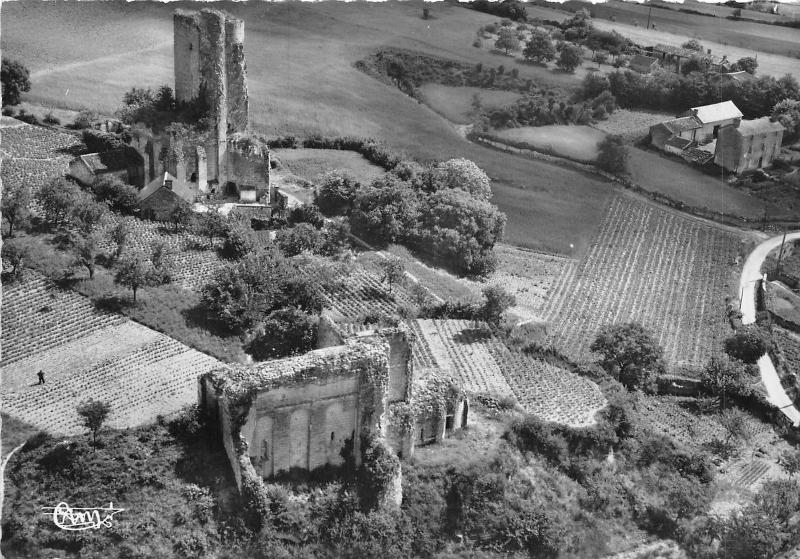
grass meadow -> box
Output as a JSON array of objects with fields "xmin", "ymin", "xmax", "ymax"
[
  {"xmin": 494, "ymin": 125, "xmax": 605, "ymax": 163},
  {"xmin": 418, "ymin": 84, "xmax": 522, "ymax": 125}
]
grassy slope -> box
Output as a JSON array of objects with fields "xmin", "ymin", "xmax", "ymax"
[
  {"xmin": 494, "ymin": 125, "xmax": 605, "ymax": 162},
  {"xmin": 626, "ymin": 147, "xmax": 788, "ymax": 219}
]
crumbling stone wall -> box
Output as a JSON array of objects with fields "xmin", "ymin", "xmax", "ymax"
[
  {"xmin": 224, "ymin": 134, "xmax": 270, "ymax": 200},
  {"xmin": 202, "ymin": 342, "xmax": 390, "ymax": 484}
]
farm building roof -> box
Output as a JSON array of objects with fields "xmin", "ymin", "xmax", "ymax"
[
  {"xmin": 79, "ymin": 147, "xmax": 143, "ymax": 174},
  {"xmin": 680, "ymin": 147, "xmax": 715, "ymax": 165},
  {"xmin": 720, "ymin": 71, "xmax": 757, "ymax": 84},
  {"xmin": 628, "ymin": 55, "xmax": 658, "ymax": 73},
  {"xmin": 137, "ymin": 171, "xmax": 197, "ymax": 204},
  {"xmin": 736, "ymin": 117, "xmax": 785, "ymax": 137},
  {"xmin": 690, "ymin": 101, "xmax": 743, "ymax": 124},
  {"xmin": 663, "ymin": 115, "xmax": 703, "ymax": 134},
  {"xmin": 665, "ymin": 136, "xmax": 694, "ymax": 150}
]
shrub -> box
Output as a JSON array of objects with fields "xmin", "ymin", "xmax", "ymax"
[
  {"xmin": 724, "ymin": 326, "xmax": 769, "ymax": 364},
  {"xmin": 590, "ymin": 322, "xmax": 664, "ymax": 393},
  {"xmin": 221, "ymin": 224, "xmax": 257, "ymax": 260},
  {"xmin": 275, "ymin": 223, "xmax": 323, "ymax": 257},
  {"xmin": 247, "ymin": 308, "xmax": 318, "ymax": 360},
  {"xmin": 596, "ymin": 135, "xmax": 627, "ymax": 173},
  {"xmin": 315, "ymin": 170, "xmax": 360, "ymax": 216},
  {"xmin": 43, "ymin": 112, "xmax": 61, "ymax": 125}
]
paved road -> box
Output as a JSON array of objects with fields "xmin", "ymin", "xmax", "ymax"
[{"xmin": 740, "ymin": 231, "xmax": 800, "ymax": 427}]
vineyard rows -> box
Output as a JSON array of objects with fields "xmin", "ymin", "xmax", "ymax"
[
  {"xmin": 1, "ymin": 332, "xmax": 223, "ymax": 435},
  {"xmin": 305, "ymin": 256, "xmax": 416, "ymax": 320},
  {"xmin": 544, "ymin": 193, "xmax": 741, "ymax": 369},
  {"xmin": 0, "ymin": 124, "xmax": 82, "ymax": 159},
  {"xmin": 413, "ymin": 319, "xmax": 606, "ymax": 427},
  {"xmin": 1, "ymin": 274, "xmax": 126, "ymax": 367},
  {"xmin": 1, "ymin": 157, "xmax": 71, "ymax": 196}
]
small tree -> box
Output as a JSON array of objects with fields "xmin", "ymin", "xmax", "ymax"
[
  {"xmin": 71, "ymin": 193, "xmax": 109, "ymax": 235},
  {"xmin": 92, "ymin": 176, "xmax": 139, "ymax": 215},
  {"xmin": 779, "ymin": 450, "xmax": 800, "ymax": 477},
  {"xmin": 2, "ymin": 237, "xmax": 33, "ymax": 278},
  {"xmin": 247, "ymin": 308, "xmax": 319, "ymax": 361},
  {"xmin": 700, "ymin": 355, "xmax": 753, "ymax": 409},
  {"xmin": 1, "ymin": 58, "xmax": 31, "ymax": 106},
  {"xmin": 772, "ymin": 99, "xmax": 800, "ymax": 143},
  {"xmin": 37, "ymin": 178, "xmax": 82, "ymax": 227},
  {"xmin": 719, "ymin": 407, "xmax": 753, "ymax": 448},
  {"xmin": 316, "ymin": 170, "xmax": 360, "ymax": 216},
  {"xmin": 275, "ymin": 223, "xmax": 322, "ymax": 257},
  {"xmin": 196, "ymin": 210, "xmax": 227, "ymax": 247},
  {"xmin": 115, "ymin": 251, "xmax": 155, "ymax": 303},
  {"xmin": 732, "ymin": 7, "xmax": 742, "ymax": 18},
  {"xmin": 590, "ymin": 322, "xmax": 664, "ymax": 392},
  {"xmin": 378, "ymin": 257, "xmax": 406, "ymax": 295},
  {"xmin": 73, "ymin": 232, "xmax": 103, "ymax": 279},
  {"xmin": 221, "ymin": 224, "xmax": 257, "ymax": 260},
  {"xmin": 556, "ymin": 44, "xmax": 583, "ymax": 73},
  {"xmin": 110, "ymin": 218, "xmax": 132, "ymax": 260},
  {"xmin": 422, "ymin": 6, "xmax": 430, "ymax": 19},
  {"xmin": 481, "ymin": 285, "xmax": 516, "ymax": 327},
  {"xmin": 596, "ymin": 135, "xmax": 628, "ymax": 174},
  {"xmin": 523, "ymin": 30, "xmax": 556, "ymax": 64},
  {"xmin": 77, "ymin": 399, "xmax": 111, "ymax": 447},
  {"xmin": 725, "ymin": 326, "xmax": 769, "ymax": 364},
  {"xmin": 169, "ymin": 200, "xmax": 194, "ymax": 233},
  {"xmin": 495, "ymin": 28, "xmax": 521, "ymax": 55},
  {"xmin": 2, "ymin": 182, "xmax": 31, "ymax": 237},
  {"xmin": 149, "ymin": 239, "xmax": 175, "ymax": 285}
]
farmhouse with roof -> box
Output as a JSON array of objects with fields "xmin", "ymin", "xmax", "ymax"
[
  {"xmin": 628, "ymin": 54, "xmax": 659, "ymax": 75},
  {"xmin": 649, "ymin": 101, "xmax": 783, "ymax": 174},
  {"xmin": 715, "ymin": 117, "xmax": 785, "ymax": 173}
]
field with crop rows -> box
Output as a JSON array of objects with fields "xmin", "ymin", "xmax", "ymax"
[
  {"xmin": 413, "ymin": 319, "xmax": 606, "ymax": 427},
  {"xmin": 1, "ymin": 273, "xmax": 224, "ymax": 435},
  {"xmin": 1, "ymin": 122, "xmax": 81, "ymax": 201},
  {"xmin": 304, "ymin": 255, "xmax": 417, "ymax": 321},
  {"xmin": 544, "ymin": 193, "xmax": 742, "ymax": 370}
]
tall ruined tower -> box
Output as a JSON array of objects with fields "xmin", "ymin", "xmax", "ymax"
[{"xmin": 173, "ymin": 9, "xmax": 249, "ymax": 184}]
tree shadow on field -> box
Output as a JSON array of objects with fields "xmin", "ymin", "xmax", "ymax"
[
  {"xmin": 94, "ymin": 294, "xmax": 134, "ymax": 313},
  {"xmin": 452, "ymin": 326, "xmax": 493, "ymax": 345},
  {"xmin": 181, "ymin": 303, "xmax": 238, "ymax": 339}
]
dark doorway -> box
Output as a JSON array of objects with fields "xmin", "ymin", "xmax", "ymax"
[
  {"xmin": 461, "ymin": 401, "xmax": 469, "ymax": 427},
  {"xmin": 445, "ymin": 415, "xmax": 454, "ymax": 431},
  {"xmin": 225, "ymin": 181, "xmax": 237, "ymax": 196}
]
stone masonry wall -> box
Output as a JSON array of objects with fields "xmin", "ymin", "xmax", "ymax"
[
  {"xmin": 173, "ymin": 11, "xmax": 202, "ymax": 105},
  {"xmin": 224, "ymin": 17, "xmax": 248, "ymax": 133}
]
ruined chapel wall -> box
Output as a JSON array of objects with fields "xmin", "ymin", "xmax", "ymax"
[{"xmin": 199, "ymin": 10, "xmax": 229, "ymax": 183}]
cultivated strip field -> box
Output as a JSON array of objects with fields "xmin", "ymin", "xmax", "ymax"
[
  {"xmin": 544, "ymin": 193, "xmax": 742, "ymax": 370},
  {"xmin": 412, "ymin": 319, "xmax": 606, "ymax": 427},
  {"xmin": 1, "ymin": 273, "xmax": 224, "ymax": 435}
]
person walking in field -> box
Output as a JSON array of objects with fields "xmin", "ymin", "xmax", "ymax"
[{"xmin": 37, "ymin": 370, "xmax": 45, "ymax": 385}]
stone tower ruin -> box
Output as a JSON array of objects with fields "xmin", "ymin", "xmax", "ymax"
[{"xmin": 173, "ymin": 8, "xmax": 249, "ymax": 183}]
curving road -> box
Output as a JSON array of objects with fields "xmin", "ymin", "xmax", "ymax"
[{"xmin": 740, "ymin": 231, "xmax": 800, "ymax": 427}]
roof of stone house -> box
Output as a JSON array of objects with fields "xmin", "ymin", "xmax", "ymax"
[
  {"xmin": 228, "ymin": 204, "xmax": 271, "ymax": 219},
  {"xmin": 735, "ymin": 117, "xmax": 785, "ymax": 137},
  {"xmin": 628, "ymin": 55, "xmax": 658, "ymax": 73},
  {"xmin": 663, "ymin": 115, "xmax": 703, "ymax": 133},
  {"xmin": 78, "ymin": 147, "xmax": 142, "ymax": 174},
  {"xmin": 137, "ymin": 171, "xmax": 197, "ymax": 204},
  {"xmin": 690, "ymin": 101, "xmax": 743, "ymax": 124},
  {"xmin": 680, "ymin": 147, "xmax": 715, "ymax": 165},
  {"xmin": 665, "ymin": 136, "xmax": 694, "ymax": 150}
]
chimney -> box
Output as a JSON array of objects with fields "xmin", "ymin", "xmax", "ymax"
[{"xmin": 164, "ymin": 179, "xmax": 173, "ymax": 191}]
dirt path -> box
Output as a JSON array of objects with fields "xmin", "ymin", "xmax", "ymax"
[
  {"xmin": 740, "ymin": 231, "xmax": 800, "ymax": 426},
  {"xmin": 29, "ymin": 41, "xmax": 172, "ymax": 80}
]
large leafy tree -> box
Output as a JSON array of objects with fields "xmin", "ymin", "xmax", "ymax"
[
  {"xmin": 246, "ymin": 308, "xmax": 319, "ymax": 361},
  {"xmin": 772, "ymin": 99, "xmax": 800, "ymax": 142},
  {"xmin": 350, "ymin": 176, "xmax": 419, "ymax": 243},
  {"xmin": 590, "ymin": 322, "xmax": 665, "ymax": 392},
  {"xmin": 523, "ymin": 30, "xmax": 556, "ymax": 64},
  {"xmin": 275, "ymin": 223, "xmax": 323, "ymax": 257},
  {"xmin": 37, "ymin": 178, "xmax": 82, "ymax": 227},
  {"xmin": 1, "ymin": 58, "xmax": 31, "ymax": 106},
  {"xmin": 92, "ymin": 176, "xmax": 139, "ymax": 215},
  {"xmin": 315, "ymin": 170, "xmax": 360, "ymax": 216}
]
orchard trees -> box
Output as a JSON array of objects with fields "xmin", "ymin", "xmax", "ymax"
[{"xmin": 523, "ymin": 30, "xmax": 556, "ymax": 64}]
